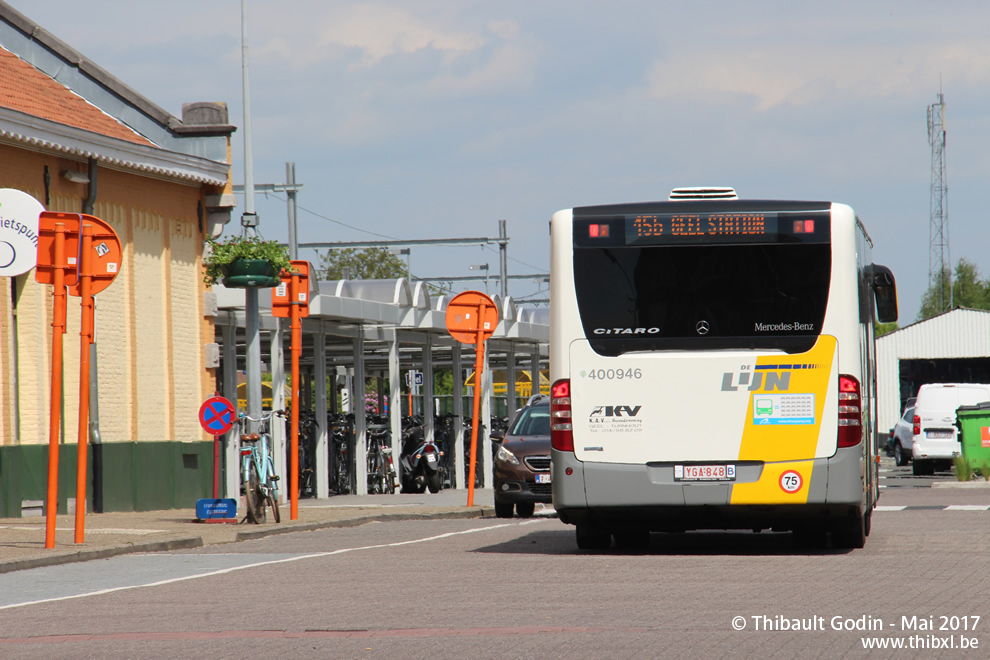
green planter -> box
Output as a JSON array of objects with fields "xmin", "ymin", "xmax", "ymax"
[{"xmin": 222, "ymin": 259, "xmax": 282, "ymax": 288}]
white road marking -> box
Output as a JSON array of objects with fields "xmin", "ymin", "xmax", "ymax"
[{"xmin": 0, "ymin": 520, "xmax": 544, "ymax": 611}]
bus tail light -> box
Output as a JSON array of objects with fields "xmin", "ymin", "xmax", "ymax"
[
  {"xmin": 837, "ymin": 374, "xmax": 862, "ymax": 448},
  {"xmin": 550, "ymin": 379, "xmax": 574, "ymax": 452}
]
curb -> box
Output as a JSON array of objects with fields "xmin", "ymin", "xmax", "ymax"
[
  {"xmin": 235, "ymin": 507, "xmax": 493, "ymax": 542},
  {"xmin": 931, "ymin": 480, "xmax": 990, "ymax": 488},
  {"xmin": 0, "ymin": 537, "xmax": 203, "ymax": 575}
]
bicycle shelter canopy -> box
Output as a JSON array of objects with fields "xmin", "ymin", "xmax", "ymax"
[{"xmin": 211, "ymin": 277, "xmax": 549, "ymax": 499}]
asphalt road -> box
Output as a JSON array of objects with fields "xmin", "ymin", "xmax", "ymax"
[{"xmin": 2, "ymin": 486, "xmax": 988, "ymax": 659}]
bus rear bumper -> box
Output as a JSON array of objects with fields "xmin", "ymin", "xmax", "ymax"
[{"xmin": 551, "ymin": 447, "xmax": 865, "ymax": 532}]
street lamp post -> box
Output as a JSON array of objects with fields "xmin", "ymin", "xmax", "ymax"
[{"xmin": 470, "ymin": 263, "xmax": 490, "ymax": 294}]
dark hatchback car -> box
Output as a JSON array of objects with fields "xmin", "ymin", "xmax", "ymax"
[{"xmin": 493, "ymin": 397, "xmax": 552, "ymax": 518}]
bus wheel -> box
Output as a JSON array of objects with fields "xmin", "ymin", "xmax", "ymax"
[
  {"xmin": 792, "ymin": 527, "xmax": 827, "ymax": 549},
  {"xmin": 613, "ymin": 530, "xmax": 650, "ymax": 551},
  {"xmin": 831, "ymin": 513, "xmax": 866, "ymax": 549},
  {"xmin": 576, "ymin": 525, "xmax": 611, "ymax": 550}
]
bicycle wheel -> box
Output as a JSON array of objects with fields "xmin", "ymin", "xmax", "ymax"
[
  {"xmin": 266, "ymin": 460, "xmax": 281, "ymax": 523},
  {"xmin": 246, "ymin": 462, "xmax": 265, "ymax": 523},
  {"xmin": 267, "ymin": 488, "xmax": 280, "ymax": 523},
  {"xmin": 375, "ymin": 449, "xmax": 390, "ymax": 494},
  {"xmin": 367, "ymin": 452, "xmax": 381, "ymax": 494},
  {"xmin": 385, "ymin": 458, "xmax": 396, "ymax": 494},
  {"xmin": 300, "ymin": 468, "xmax": 314, "ymax": 498}
]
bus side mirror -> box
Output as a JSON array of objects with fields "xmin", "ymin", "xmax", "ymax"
[{"xmin": 870, "ymin": 264, "xmax": 898, "ymax": 323}]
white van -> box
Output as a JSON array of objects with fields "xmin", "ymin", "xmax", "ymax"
[{"xmin": 911, "ymin": 383, "xmax": 990, "ymax": 475}]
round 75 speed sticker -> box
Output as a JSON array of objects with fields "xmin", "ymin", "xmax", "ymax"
[{"xmin": 779, "ymin": 470, "xmax": 803, "ymax": 493}]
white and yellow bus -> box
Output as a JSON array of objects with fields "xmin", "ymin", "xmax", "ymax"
[{"xmin": 549, "ymin": 188, "xmax": 898, "ymax": 550}]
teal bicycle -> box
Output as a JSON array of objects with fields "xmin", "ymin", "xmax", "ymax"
[{"xmin": 239, "ymin": 410, "xmax": 284, "ymax": 524}]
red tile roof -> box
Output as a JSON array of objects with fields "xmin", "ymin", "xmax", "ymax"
[{"xmin": 0, "ymin": 45, "xmax": 154, "ymax": 147}]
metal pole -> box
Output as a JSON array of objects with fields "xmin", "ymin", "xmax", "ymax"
[
  {"xmin": 75, "ymin": 224, "xmax": 94, "ymax": 544},
  {"xmin": 467, "ymin": 328, "xmax": 485, "ymax": 505},
  {"xmin": 452, "ymin": 344, "xmax": 464, "ymax": 489},
  {"xmin": 290, "ymin": 271, "xmax": 301, "ymax": 519},
  {"xmin": 287, "ymin": 162, "xmax": 298, "ymax": 260},
  {"xmin": 314, "ymin": 327, "xmax": 329, "ymax": 498},
  {"xmin": 499, "ymin": 220, "xmax": 508, "ymax": 299},
  {"xmin": 222, "ymin": 319, "xmax": 239, "ymax": 499},
  {"xmin": 45, "ymin": 224, "xmax": 67, "ymax": 549},
  {"xmin": 241, "ymin": 0, "xmax": 262, "ymax": 429}
]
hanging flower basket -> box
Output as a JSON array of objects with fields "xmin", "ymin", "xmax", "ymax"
[
  {"xmin": 203, "ymin": 234, "xmax": 292, "ymax": 288},
  {"xmin": 222, "ymin": 258, "xmax": 282, "ymax": 288}
]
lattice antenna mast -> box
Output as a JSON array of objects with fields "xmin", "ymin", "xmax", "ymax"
[{"xmin": 927, "ymin": 92, "xmax": 951, "ymax": 312}]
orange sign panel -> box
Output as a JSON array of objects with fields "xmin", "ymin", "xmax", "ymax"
[
  {"xmin": 445, "ymin": 290, "xmax": 499, "ymax": 344},
  {"xmin": 35, "ymin": 212, "xmax": 81, "ymax": 286},
  {"xmin": 69, "ymin": 214, "xmax": 121, "ymax": 296},
  {"xmin": 271, "ymin": 260, "xmax": 310, "ymax": 318},
  {"xmin": 35, "ymin": 212, "xmax": 122, "ymax": 295}
]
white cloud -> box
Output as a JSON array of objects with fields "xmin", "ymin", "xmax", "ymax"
[
  {"xmin": 427, "ymin": 42, "xmax": 537, "ymax": 96},
  {"xmin": 646, "ymin": 39, "xmax": 990, "ymax": 111},
  {"xmin": 255, "ymin": 4, "xmax": 488, "ymax": 70}
]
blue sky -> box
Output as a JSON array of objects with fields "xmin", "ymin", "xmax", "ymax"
[{"xmin": 19, "ymin": 1, "xmax": 990, "ymax": 321}]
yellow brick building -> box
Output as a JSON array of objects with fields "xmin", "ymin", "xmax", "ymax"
[{"xmin": 0, "ymin": 5, "xmax": 235, "ymax": 515}]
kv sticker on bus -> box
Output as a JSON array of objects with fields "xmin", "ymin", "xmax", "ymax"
[{"xmin": 779, "ymin": 470, "xmax": 803, "ymax": 493}]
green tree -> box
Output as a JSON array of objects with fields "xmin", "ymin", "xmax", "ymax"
[
  {"xmin": 318, "ymin": 247, "xmax": 407, "ymax": 280},
  {"xmin": 918, "ymin": 258, "xmax": 990, "ymax": 321},
  {"xmin": 951, "ymin": 258, "xmax": 990, "ymax": 308},
  {"xmin": 875, "ymin": 322, "xmax": 899, "ymax": 337}
]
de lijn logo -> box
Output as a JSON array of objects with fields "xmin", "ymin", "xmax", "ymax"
[
  {"xmin": 0, "ymin": 189, "xmax": 44, "ymax": 277},
  {"xmin": 721, "ymin": 369, "xmax": 792, "ymax": 392}
]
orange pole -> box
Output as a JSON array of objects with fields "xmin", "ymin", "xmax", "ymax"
[
  {"xmin": 467, "ymin": 300, "xmax": 487, "ymax": 507},
  {"xmin": 75, "ymin": 224, "xmax": 94, "ymax": 544},
  {"xmin": 45, "ymin": 224, "xmax": 67, "ymax": 549},
  {"xmin": 290, "ymin": 272, "xmax": 301, "ymax": 520}
]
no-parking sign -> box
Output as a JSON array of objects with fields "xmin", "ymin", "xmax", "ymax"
[{"xmin": 198, "ymin": 396, "xmax": 237, "ymax": 436}]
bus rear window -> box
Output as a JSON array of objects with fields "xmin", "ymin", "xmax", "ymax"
[{"xmin": 573, "ymin": 243, "xmax": 831, "ymax": 356}]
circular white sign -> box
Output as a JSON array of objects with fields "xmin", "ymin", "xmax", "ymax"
[
  {"xmin": 0, "ymin": 189, "xmax": 44, "ymax": 277},
  {"xmin": 779, "ymin": 470, "xmax": 803, "ymax": 493}
]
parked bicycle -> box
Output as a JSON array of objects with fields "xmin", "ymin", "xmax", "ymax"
[
  {"xmin": 296, "ymin": 409, "xmax": 318, "ymax": 498},
  {"xmin": 328, "ymin": 413, "xmax": 355, "ymax": 495},
  {"xmin": 239, "ymin": 410, "xmax": 284, "ymax": 524},
  {"xmin": 435, "ymin": 413, "xmax": 457, "ymax": 489},
  {"xmin": 367, "ymin": 418, "xmax": 397, "ymax": 494}
]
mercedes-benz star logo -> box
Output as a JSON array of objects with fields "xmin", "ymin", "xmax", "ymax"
[{"xmin": 695, "ymin": 320, "xmax": 710, "ymax": 335}]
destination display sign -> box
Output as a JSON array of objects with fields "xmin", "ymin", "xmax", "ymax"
[{"xmin": 576, "ymin": 211, "xmax": 830, "ymax": 246}]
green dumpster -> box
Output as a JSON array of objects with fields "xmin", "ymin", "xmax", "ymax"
[{"xmin": 956, "ymin": 402, "xmax": 990, "ymax": 470}]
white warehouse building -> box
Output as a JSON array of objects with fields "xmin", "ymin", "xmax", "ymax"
[{"xmin": 876, "ymin": 308, "xmax": 990, "ymax": 432}]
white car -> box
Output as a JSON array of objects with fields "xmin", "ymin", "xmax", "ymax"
[
  {"xmin": 890, "ymin": 406, "xmax": 915, "ymax": 467},
  {"xmin": 911, "ymin": 383, "xmax": 990, "ymax": 476}
]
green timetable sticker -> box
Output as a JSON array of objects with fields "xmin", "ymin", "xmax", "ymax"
[{"xmin": 752, "ymin": 393, "xmax": 815, "ymax": 425}]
